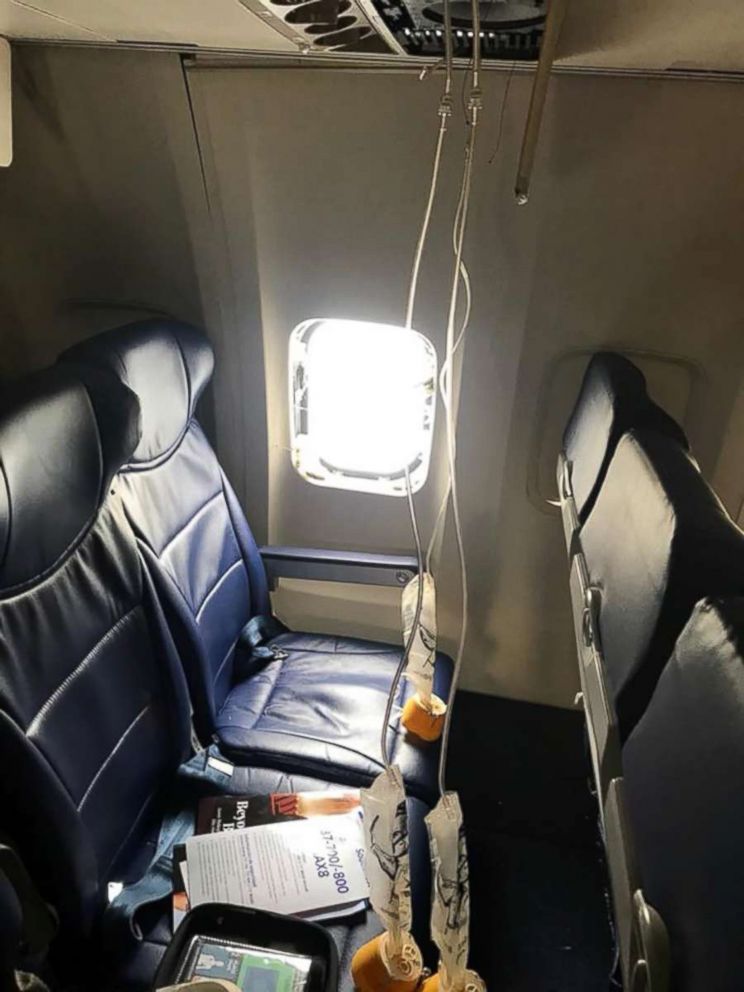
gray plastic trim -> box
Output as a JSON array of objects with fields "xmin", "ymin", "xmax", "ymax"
[
  {"xmin": 260, "ymin": 545, "xmax": 417, "ymax": 590},
  {"xmin": 556, "ymin": 453, "xmax": 581, "ymax": 556},
  {"xmin": 604, "ymin": 779, "xmax": 670, "ymax": 992},
  {"xmin": 569, "ymin": 552, "xmax": 622, "ymax": 808}
]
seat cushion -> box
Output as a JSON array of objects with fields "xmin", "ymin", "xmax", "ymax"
[
  {"xmin": 563, "ymin": 352, "xmax": 688, "ymax": 524},
  {"xmin": 622, "ymin": 598, "xmax": 744, "ymax": 992},
  {"xmin": 580, "ymin": 428, "xmax": 744, "ymax": 740},
  {"xmin": 61, "ymin": 322, "xmax": 448, "ymax": 801},
  {"xmin": 107, "ymin": 760, "xmax": 434, "ymax": 992},
  {"xmin": 214, "ymin": 632, "xmax": 453, "ymax": 804},
  {"xmin": 62, "ymin": 321, "xmax": 271, "ymax": 734},
  {"xmin": 0, "ymin": 365, "xmax": 198, "ymax": 941}
]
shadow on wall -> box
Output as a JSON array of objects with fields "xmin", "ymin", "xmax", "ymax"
[
  {"xmin": 3, "ymin": 50, "xmax": 744, "ymax": 710},
  {"xmin": 0, "ymin": 46, "xmax": 206, "ymax": 379},
  {"xmin": 456, "ymin": 71, "xmax": 744, "ymax": 704}
]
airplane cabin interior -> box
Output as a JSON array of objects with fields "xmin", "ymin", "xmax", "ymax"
[{"xmin": 0, "ymin": 2, "xmax": 743, "ymax": 991}]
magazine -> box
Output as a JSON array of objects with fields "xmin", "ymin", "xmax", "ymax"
[
  {"xmin": 196, "ymin": 790, "xmax": 360, "ymax": 834},
  {"xmin": 173, "ymin": 789, "xmax": 365, "ymax": 927}
]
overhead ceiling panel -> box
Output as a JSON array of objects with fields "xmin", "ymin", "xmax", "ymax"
[
  {"xmin": 0, "ymin": 0, "xmax": 109, "ymax": 41},
  {"xmin": 557, "ymin": 0, "xmax": 744, "ymax": 72},
  {"xmin": 4, "ymin": 0, "xmax": 299, "ymax": 51},
  {"xmin": 2, "ymin": 0, "xmax": 744, "ymax": 73}
]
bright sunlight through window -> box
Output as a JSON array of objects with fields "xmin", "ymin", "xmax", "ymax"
[{"xmin": 289, "ymin": 318, "xmax": 437, "ymax": 497}]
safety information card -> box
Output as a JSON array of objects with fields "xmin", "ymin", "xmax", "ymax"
[{"xmin": 185, "ymin": 812, "xmax": 368, "ymax": 918}]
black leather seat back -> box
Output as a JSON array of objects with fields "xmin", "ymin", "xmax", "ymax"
[
  {"xmin": 0, "ymin": 366, "xmax": 192, "ymax": 935},
  {"xmin": 563, "ymin": 353, "xmax": 688, "ymax": 524},
  {"xmin": 61, "ymin": 321, "xmax": 271, "ymax": 739},
  {"xmin": 622, "ymin": 598, "xmax": 744, "ymax": 992},
  {"xmin": 580, "ymin": 428, "xmax": 744, "ymax": 739}
]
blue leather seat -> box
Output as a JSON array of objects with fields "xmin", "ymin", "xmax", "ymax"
[
  {"xmin": 623, "ymin": 598, "xmax": 744, "ymax": 992},
  {"xmin": 0, "ymin": 364, "xmax": 191, "ymax": 953},
  {"xmin": 61, "ymin": 320, "xmax": 452, "ymax": 803},
  {"xmin": 0, "ymin": 363, "xmax": 433, "ymax": 990},
  {"xmin": 579, "ymin": 428, "xmax": 744, "ymax": 740},
  {"xmin": 562, "ymin": 353, "xmax": 688, "ymax": 525}
]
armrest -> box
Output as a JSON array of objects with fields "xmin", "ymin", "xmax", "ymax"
[{"xmin": 260, "ymin": 545, "xmax": 417, "ymax": 590}]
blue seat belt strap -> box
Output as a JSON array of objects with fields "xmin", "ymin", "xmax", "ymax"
[
  {"xmin": 233, "ymin": 614, "xmax": 289, "ymax": 675},
  {"xmin": 104, "ymin": 749, "xmax": 236, "ymax": 944}
]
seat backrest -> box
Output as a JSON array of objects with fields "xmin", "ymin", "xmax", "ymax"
[
  {"xmin": 622, "ymin": 597, "xmax": 744, "ymax": 992},
  {"xmin": 580, "ymin": 427, "xmax": 744, "ymax": 740},
  {"xmin": 60, "ymin": 321, "xmax": 271, "ymax": 739},
  {"xmin": 563, "ymin": 353, "xmax": 688, "ymax": 523},
  {"xmin": 0, "ymin": 364, "xmax": 192, "ymax": 937}
]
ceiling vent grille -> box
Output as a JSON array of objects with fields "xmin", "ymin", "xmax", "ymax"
[
  {"xmin": 385, "ymin": 0, "xmax": 545, "ymax": 60},
  {"xmin": 238, "ymin": 0, "xmax": 396, "ymax": 53},
  {"xmin": 239, "ymin": 0, "xmax": 544, "ymax": 57}
]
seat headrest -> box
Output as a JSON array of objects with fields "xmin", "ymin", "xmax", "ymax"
[
  {"xmin": 59, "ymin": 320, "xmax": 214, "ymax": 465},
  {"xmin": 0, "ymin": 364, "xmax": 140, "ymax": 591},
  {"xmin": 563, "ymin": 352, "xmax": 688, "ymax": 522},
  {"xmin": 580, "ymin": 428, "xmax": 744, "ymax": 739},
  {"xmin": 622, "ymin": 597, "xmax": 744, "ymax": 992}
]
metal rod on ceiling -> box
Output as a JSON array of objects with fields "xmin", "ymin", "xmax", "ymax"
[{"xmin": 514, "ymin": 0, "xmax": 570, "ymax": 204}]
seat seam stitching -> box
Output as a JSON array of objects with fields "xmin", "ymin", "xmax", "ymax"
[
  {"xmin": 77, "ymin": 702, "xmax": 151, "ymax": 812},
  {"xmin": 194, "ymin": 558, "xmax": 243, "ymax": 622},
  {"xmin": 212, "ymin": 633, "xmax": 242, "ymax": 687},
  {"xmin": 103, "ymin": 777, "xmax": 159, "ymax": 881},
  {"xmin": 158, "ymin": 489, "xmax": 223, "ymax": 559},
  {"xmin": 218, "ymin": 723, "xmax": 394, "ymax": 768},
  {"xmin": 26, "ymin": 605, "xmax": 141, "ymax": 738},
  {"xmin": 28, "ymin": 737, "xmax": 79, "ymax": 808}
]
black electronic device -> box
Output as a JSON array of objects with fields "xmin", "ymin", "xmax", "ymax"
[{"xmin": 152, "ymin": 905, "xmax": 338, "ymax": 992}]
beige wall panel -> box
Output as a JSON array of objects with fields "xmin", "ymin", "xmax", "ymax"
[
  {"xmin": 0, "ymin": 47, "xmax": 206, "ymax": 370},
  {"xmin": 190, "ymin": 67, "xmax": 744, "ymax": 707},
  {"xmin": 0, "ymin": 43, "xmax": 270, "ymax": 545},
  {"xmin": 2, "ymin": 49, "xmax": 744, "ymax": 707}
]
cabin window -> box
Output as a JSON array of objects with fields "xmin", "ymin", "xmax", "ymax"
[{"xmin": 289, "ymin": 318, "xmax": 437, "ymax": 496}]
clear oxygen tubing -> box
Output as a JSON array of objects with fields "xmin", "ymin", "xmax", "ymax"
[
  {"xmin": 379, "ymin": 0, "xmax": 458, "ymax": 766},
  {"xmin": 434, "ymin": 0, "xmax": 482, "ymax": 797},
  {"xmin": 404, "ymin": 0, "xmax": 454, "ymax": 332},
  {"xmin": 383, "ymin": 116, "xmax": 480, "ymax": 777},
  {"xmin": 427, "ymin": 54, "xmax": 515, "ymax": 576},
  {"xmin": 405, "ymin": 120, "xmax": 449, "ymax": 331},
  {"xmin": 425, "ymin": 160, "xmax": 473, "ymax": 575},
  {"xmin": 380, "ymin": 465, "xmax": 425, "ymax": 766}
]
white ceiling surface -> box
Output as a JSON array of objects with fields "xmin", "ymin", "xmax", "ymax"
[
  {"xmin": 2, "ymin": 0, "xmax": 744, "ymax": 70},
  {"xmin": 0, "ymin": 0, "xmax": 298, "ymax": 51},
  {"xmin": 557, "ymin": 0, "xmax": 744, "ymax": 73}
]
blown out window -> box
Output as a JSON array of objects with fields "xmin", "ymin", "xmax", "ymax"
[{"xmin": 289, "ymin": 318, "xmax": 437, "ymax": 496}]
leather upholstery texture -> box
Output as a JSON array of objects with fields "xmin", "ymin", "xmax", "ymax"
[
  {"xmin": 623, "ymin": 598, "xmax": 744, "ymax": 992},
  {"xmin": 62, "ymin": 321, "xmax": 271, "ymax": 729},
  {"xmin": 562, "ymin": 352, "xmax": 688, "ymax": 524},
  {"xmin": 216, "ymin": 632, "xmax": 453, "ymax": 797},
  {"xmin": 0, "ymin": 366, "xmax": 192, "ymax": 937},
  {"xmin": 0, "ymin": 364, "xmax": 140, "ymax": 591},
  {"xmin": 61, "ymin": 320, "xmax": 452, "ymax": 802},
  {"xmin": 120, "ymin": 421, "xmax": 270, "ymax": 728},
  {"xmin": 0, "ymin": 361, "xmax": 435, "ymax": 992},
  {"xmin": 64, "ymin": 319, "xmax": 214, "ymax": 466},
  {"xmin": 580, "ymin": 428, "xmax": 744, "ymax": 740}
]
